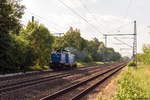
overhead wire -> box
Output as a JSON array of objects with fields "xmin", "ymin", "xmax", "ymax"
[
  {"xmin": 57, "ymin": 0, "xmax": 134, "ymax": 51},
  {"xmin": 108, "ymin": 0, "xmax": 133, "ymax": 33},
  {"xmin": 25, "ymin": 10, "xmax": 65, "ymax": 32},
  {"xmin": 114, "ymin": 37, "xmax": 133, "ymax": 48},
  {"xmin": 107, "ymin": 21, "xmax": 134, "ymax": 34},
  {"xmin": 79, "ymin": 0, "xmax": 105, "ymax": 29},
  {"xmin": 113, "ymin": 37, "xmax": 133, "ymax": 57},
  {"xmin": 57, "ymin": 0, "xmax": 104, "ymax": 36},
  {"xmin": 79, "ymin": 0, "xmax": 107, "ymax": 40},
  {"xmin": 124, "ymin": 0, "xmax": 133, "ymax": 19},
  {"xmin": 79, "ymin": 0, "xmax": 134, "ymax": 47},
  {"xmin": 107, "ymin": 0, "xmax": 134, "ymax": 51}
]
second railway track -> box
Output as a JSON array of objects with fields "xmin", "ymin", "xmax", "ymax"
[
  {"xmin": 0, "ymin": 62, "xmax": 127, "ymax": 100},
  {"xmin": 40, "ymin": 62, "xmax": 127, "ymax": 100},
  {"xmin": 0, "ymin": 63, "xmax": 118, "ymax": 94}
]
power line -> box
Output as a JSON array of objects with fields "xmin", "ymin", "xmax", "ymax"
[
  {"xmin": 79, "ymin": 0, "xmax": 104, "ymax": 26},
  {"xmin": 107, "ymin": 21, "xmax": 133, "ymax": 33},
  {"xmin": 114, "ymin": 37, "xmax": 133, "ymax": 48},
  {"xmin": 106, "ymin": 0, "xmax": 133, "ymax": 35},
  {"xmin": 79, "ymin": 0, "xmax": 134, "ymax": 46},
  {"xmin": 108, "ymin": 0, "xmax": 133, "ymax": 34},
  {"xmin": 124, "ymin": 0, "xmax": 133, "ymax": 19},
  {"xmin": 25, "ymin": 11, "xmax": 65, "ymax": 32},
  {"xmin": 57, "ymin": 0, "xmax": 104, "ymax": 35}
]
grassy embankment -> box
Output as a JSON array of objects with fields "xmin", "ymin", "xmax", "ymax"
[
  {"xmin": 28, "ymin": 61, "xmax": 104, "ymax": 71},
  {"xmin": 98, "ymin": 63, "xmax": 150, "ymax": 100},
  {"xmin": 77, "ymin": 61, "xmax": 104, "ymax": 67}
]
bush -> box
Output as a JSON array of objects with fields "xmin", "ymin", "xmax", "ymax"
[
  {"xmin": 115, "ymin": 70, "xmax": 146, "ymax": 100},
  {"xmin": 84, "ymin": 55, "xmax": 93, "ymax": 62},
  {"xmin": 28, "ymin": 65, "xmax": 49, "ymax": 71},
  {"xmin": 128, "ymin": 62, "xmax": 137, "ymax": 67}
]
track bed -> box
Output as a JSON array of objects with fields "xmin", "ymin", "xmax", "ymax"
[{"xmin": 0, "ymin": 62, "xmax": 127, "ymax": 100}]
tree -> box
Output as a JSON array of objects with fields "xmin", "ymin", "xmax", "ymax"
[
  {"xmin": 53, "ymin": 36, "xmax": 66, "ymax": 50},
  {"xmin": 24, "ymin": 21, "xmax": 54, "ymax": 66},
  {"xmin": 63, "ymin": 27, "xmax": 87, "ymax": 51},
  {"xmin": 0, "ymin": 0, "xmax": 25, "ymax": 34},
  {"xmin": 0, "ymin": 0, "xmax": 24, "ymax": 73},
  {"xmin": 86, "ymin": 38, "xmax": 102, "ymax": 61},
  {"xmin": 97, "ymin": 42, "xmax": 105, "ymax": 61},
  {"xmin": 9, "ymin": 34, "xmax": 35, "ymax": 72}
]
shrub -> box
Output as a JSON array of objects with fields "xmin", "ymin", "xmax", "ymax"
[{"xmin": 128, "ymin": 62, "xmax": 137, "ymax": 67}]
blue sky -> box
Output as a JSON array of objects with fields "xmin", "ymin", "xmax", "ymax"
[{"xmin": 21, "ymin": 0, "xmax": 150, "ymax": 57}]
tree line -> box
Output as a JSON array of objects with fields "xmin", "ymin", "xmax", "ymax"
[{"xmin": 0, "ymin": 0, "xmax": 121, "ymax": 73}]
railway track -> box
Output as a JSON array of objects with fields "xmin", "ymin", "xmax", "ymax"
[
  {"xmin": 40, "ymin": 62, "xmax": 127, "ymax": 100},
  {"xmin": 0, "ymin": 65, "xmax": 107, "ymax": 81},
  {"xmin": 0, "ymin": 63, "xmax": 116, "ymax": 94}
]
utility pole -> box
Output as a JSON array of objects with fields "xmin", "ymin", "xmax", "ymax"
[
  {"xmin": 103, "ymin": 33, "xmax": 134, "ymax": 48},
  {"xmin": 133, "ymin": 20, "xmax": 137, "ymax": 66},
  {"xmin": 32, "ymin": 16, "xmax": 34, "ymax": 22},
  {"xmin": 103, "ymin": 34, "xmax": 107, "ymax": 62},
  {"xmin": 104, "ymin": 34, "xmax": 107, "ymax": 47},
  {"xmin": 103, "ymin": 32, "xmax": 136, "ymax": 63},
  {"xmin": 54, "ymin": 33, "xmax": 64, "ymax": 36},
  {"xmin": 102, "ymin": 21, "xmax": 138, "ymax": 65}
]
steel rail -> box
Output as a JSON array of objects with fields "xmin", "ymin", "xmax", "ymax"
[
  {"xmin": 71, "ymin": 64, "xmax": 126, "ymax": 100},
  {"xmin": 0, "ymin": 64, "xmax": 112, "ymax": 94},
  {"xmin": 0, "ymin": 64, "xmax": 109, "ymax": 81},
  {"xmin": 40, "ymin": 62, "xmax": 127, "ymax": 100}
]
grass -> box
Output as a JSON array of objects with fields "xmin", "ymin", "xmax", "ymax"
[
  {"xmin": 98, "ymin": 64, "xmax": 150, "ymax": 100},
  {"xmin": 77, "ymin": 61, "xmax": 104, "ymax": 67},
  {"xmin": 0, "ymin": 62, "xmax": 104, "ymax": 74},
  {"xmin": 28, "ymin": 65, "xmax": 49, "ymax": 71},
  {"xmin": 128, "ymin": 61, "xmax": 137, "ymax": 67},
  {"xmin": 28, "ymin": 62, "xmax": 104, "ymax": 71}
]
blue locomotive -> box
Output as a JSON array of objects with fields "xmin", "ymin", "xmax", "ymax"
[{"xmin": 49, "ymin": 49, "xmax": 77, "ymax": 70}]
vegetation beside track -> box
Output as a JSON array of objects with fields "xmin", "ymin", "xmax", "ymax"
[
  {"xmin": 27, "ymin": 65, "xmax": 49, "ymax": 71},
  {"xmin": 30, "ymin": 61, "xmax": 105, "ymax": 70},
  {"xmin": 77, "ymin": 61, "xmax": 104, "ymax": 67},
  {"xmin": 21, "ymin": 61, "xmax": 104, "ymax": 71},
  {"xmin": 98, "ymin": 64, "xmax": 150, "ymax": 100}
]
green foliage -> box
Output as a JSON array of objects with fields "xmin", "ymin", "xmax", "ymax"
[
  {"xmin": 98, "ymin": 65, "xmax": 150, "ymax": 100},
  {"xmin": 128, "ymin": 62, "xmax": 137, "ymax": 67},
  {"xmin": 61, "ymin": 27, "xmax": 87, "ymax": 51},
  {"xmin": 0, "ymin": 34, "xmax": 13, "ymax": 73},
  {"xmin": 10, "ymin": 34, "xmax": 35, "ymax": 71},
  {"xmin": 53, "ymin": 36, "xmax": 65, "ymax": 50},
  {"xmin": 116, "ymin": 72, "xmax": 145, "ymax": 100},
  {"xmin": 0, "ymin": 0, "xmax": 122, "ymax": 73},
  {"xmin": 0, "ymin": 33, "xmax": 35, "ymax": 73},
  {"xmin": 23, "ymin": 21, "xmax": 54, "ymax": 66},
  {"xmin": 97, "ymin": 45, "xmax": 121, "ymax": 62},
  {"xmin": 114, "ymin": 66, "xmax": 150, "ymax": 100},
  {"xmin": 137, "ymin": 45, "xmax": 150, "ymax": 64},
  {"xmin": 0, "ymin": 0, "xmax": 25, "ymax": 74},
  {"xmin": 0, "ymin": 0, "xmax": 25, "ymax": 34},
  {"xmin": 28, "ymin": 65, "xmax": 49, "ymax": 71},
  {"xmin": 53, "ymin": 27, "xmax": 121, "ymax": 62},
  {"xmin": 77, "ymin": 61, "xmax": 104, "ymax": 67}
]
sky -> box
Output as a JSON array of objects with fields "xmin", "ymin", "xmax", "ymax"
[{"xmin": 21, "ymin": 0, "xmax": 150, "ymax": 57}]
